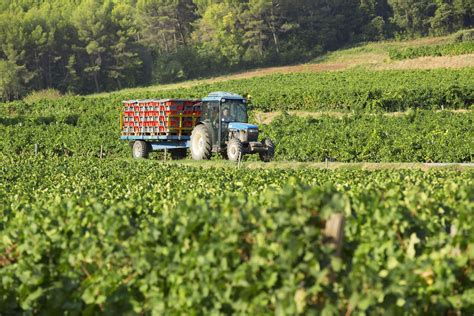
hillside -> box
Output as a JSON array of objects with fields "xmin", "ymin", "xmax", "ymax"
[{"xmin": 91, "ymin": 34, "xmax": 474, "ymax": 98}]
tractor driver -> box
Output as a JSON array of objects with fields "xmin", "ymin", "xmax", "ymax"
[{"xmin": 222, "ymin": 107, "xmax": 234, "ymax": 122}]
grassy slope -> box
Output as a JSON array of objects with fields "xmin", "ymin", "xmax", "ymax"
[{"xmin": 89, "ymin": 34, "xmax": 473, "ymax": 98}]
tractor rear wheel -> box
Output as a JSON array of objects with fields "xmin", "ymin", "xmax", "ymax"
[
  {"xmin": 170, "ymin": 148, "xmax": 187, "ymax": 160},
  {"xmin": 132, "ymin": 140, "xmax": 149, "ymax": 159},
  {"xmin": 259, "ymin": 138, "xmax": 275, "ymax": 162},
  {"xmin": 227, "ymin": 138, "xmax": 243, "ymax": 162},
  {"xmin": 191, "ymin": 125, "xmax": 212, "ymax": 160}
]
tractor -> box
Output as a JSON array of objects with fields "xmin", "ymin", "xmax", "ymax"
[{"xmin": 190, "ymin": 92, "xmax": 274, "ymax": 162}]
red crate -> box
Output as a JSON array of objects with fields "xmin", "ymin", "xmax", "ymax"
[
  {"xmin": 183, "ymin": 100, "xmax": 198, "ymax": 106},
  {"xmin": 183, "ymin": 104, "xmax": 194, "ymax": 114},
  {"xmin": 159, "ymin": 118, "xmax": 180, "ymax": 127},
  {"xmin": 182, "ymin": 120, "xmax": 194, "ymax": 127},
  {"xmin": 160, "ymin": 107, "xmax": 184, "ymax": 115}
]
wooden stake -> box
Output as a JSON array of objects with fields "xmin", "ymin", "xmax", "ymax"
[{"xmin": 324, "ymin": 214, "xmax": 345, "ymax": 257}]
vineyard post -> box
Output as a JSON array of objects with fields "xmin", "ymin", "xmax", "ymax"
[
  {"xmin": 164, "ymin": 148, "xmax": 167, "ymax": 161},
  {"xmin": 100, "ymin": 145, "xmax": 103, "ymax": 158},
  {"xmin": 323, "ymin": 213, "xmax": 345, "ymax": 283},
  {"xmin": 450, "ymin": 224, "xmax": 461, "ymax": 256},
  {"xmin": 325, "ymin": 157, "xmax": 329, "ymax": 169},
  {"xmin": 34, "ymin": 144, "xmax": 38, "ymax": 156},
  {"xmin": 324, "ymin": 213, "xmax": 345, "ymax": 257}
]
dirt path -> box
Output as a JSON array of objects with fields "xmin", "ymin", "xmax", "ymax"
[{"xmin": 166, "ymin": 160, "xmax": 474, "ymax": 171}]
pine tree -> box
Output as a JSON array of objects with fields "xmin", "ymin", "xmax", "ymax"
[{"xmin": 72, "ymin": 0, "xmax": 114, "ymax": 93}]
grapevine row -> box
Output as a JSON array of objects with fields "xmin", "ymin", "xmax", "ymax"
[
  {"xmin": 1, "ymin": 158, "xmax": 472, "ymax": 314},
  {"xmin": 1, "ymin": 110, "xmax": 471, "ymax": 162},
  {"xmin": 388, "ymin": 41, "xmax": 474, "ymax": 60}
]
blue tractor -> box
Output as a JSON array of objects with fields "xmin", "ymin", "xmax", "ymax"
[
  {"xmin": 190, "ymin": 92, "xmax": 274, "ymax": 162},
  {"xmin": 121, "ymin": 91, "xmax": 275, "ymax": 162}
]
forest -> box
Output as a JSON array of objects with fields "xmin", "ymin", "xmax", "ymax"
[{"xmin": 0, "ymin": 0, "xmax": 473, "ymax": 100}]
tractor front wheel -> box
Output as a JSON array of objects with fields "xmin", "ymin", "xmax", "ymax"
[
  {"xmin": 227, "ymin": 138, "xmax": 243, "ymax": 162},
  {"xmin": 259, "ymin": 138, "xmax": 275, "ymax": 162},
  {"xmin": 191, "ymin": 125, "xmax": 212, "ymax": 160},
  {"xmin": 132, "ymin": 140, "xmax": 149, "ymax": 159}
]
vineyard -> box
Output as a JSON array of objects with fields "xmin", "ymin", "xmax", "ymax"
[
  {"xmin": 1, "ymin": 107, "xmax": 472, "ymax": 162},
  {"xmin": 261, "ymin": 111, "xmax": 473, "ymax": 163},
  {"xmin": 106, "ymin": 68, "xmax": 474, "ymax": 112},
  {"xmin": 0, "ymin": 68, "xmax": 473, "ymax": 162},
  {"xmin": 388, "ymin": 41, "xmax": 474, "ymax": 60},
  {"xmin": 1, "ymin": 61, "xmax": 473, "ymax": 314}
]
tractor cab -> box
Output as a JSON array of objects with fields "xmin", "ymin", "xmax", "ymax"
[
  {"xmin": 200, "ymin": 92, "xmax": 251, "ymax": 146},
  {"xmin": 191, "ymin": 91, "xmax": 274, "ymax": 162}
]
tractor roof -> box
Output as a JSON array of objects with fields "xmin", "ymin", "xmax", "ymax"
[{"xmin": 202, "ymin": 91, "xmax": 245, "ymax": 102}]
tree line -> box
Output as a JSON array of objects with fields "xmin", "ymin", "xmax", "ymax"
[{"xmin": 0, "ymin": 0, "xmax": 472, "ymax": 100}]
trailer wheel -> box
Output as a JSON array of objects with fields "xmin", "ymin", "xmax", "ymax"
[
  {"xmin": 132, "ymin": 140, "xmax": 149, "ymax": 159},
  {"xmin": 259, "ymin": 138, "xmax": 275, "ymax": 162},
  {"xmin": 170, "ymin": 148, "xmax": 187, "ymax": 160},
  {"xmin": 191, "ymin": 125, "xmax": 212, "ymax": 160},
  {"xmin": 227, "ymin": 138, "xmax": 243, "ymax": 162}
]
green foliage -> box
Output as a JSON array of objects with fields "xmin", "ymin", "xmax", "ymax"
[
  {"xmin": 0, "ymin": 59, "xmax": 24, "ymax": 102},
  {"xmin": 389, "ymin": 0, "xmax": 472, "ymax": 37},
  {"xmin": 389, "ymin": 41, "xmax": 474, "ymax": 60},
  {"xmin": 0, "ymin": 92, "xmax": 472, "ymax": 162},
  {"xmin": 260, "ymin": 111, "xmax": 473, "ymax": 162},
  {"xmin": 193, "ymin": 2, "xmax": 245, "ymax": 66},
  {"xmin": 453, "ymin": 28, "xmax": 474, "ymax": 42},
  {"xmin": 0, "ymin": 158, "xmax": 473, "ymax": 314},
  {"xmin": 23, "ymin": 89, "xmax": 64, "ymax": 103}
]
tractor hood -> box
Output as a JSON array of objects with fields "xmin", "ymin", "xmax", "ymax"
[{"xmin": 228, "ymin": 122, "xmax": 258, "ymax": 131}]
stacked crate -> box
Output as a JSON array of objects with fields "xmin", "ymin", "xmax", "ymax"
[{"xmin": 121, "ymin": 99, "xmax": 201, "ymax": 136}]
